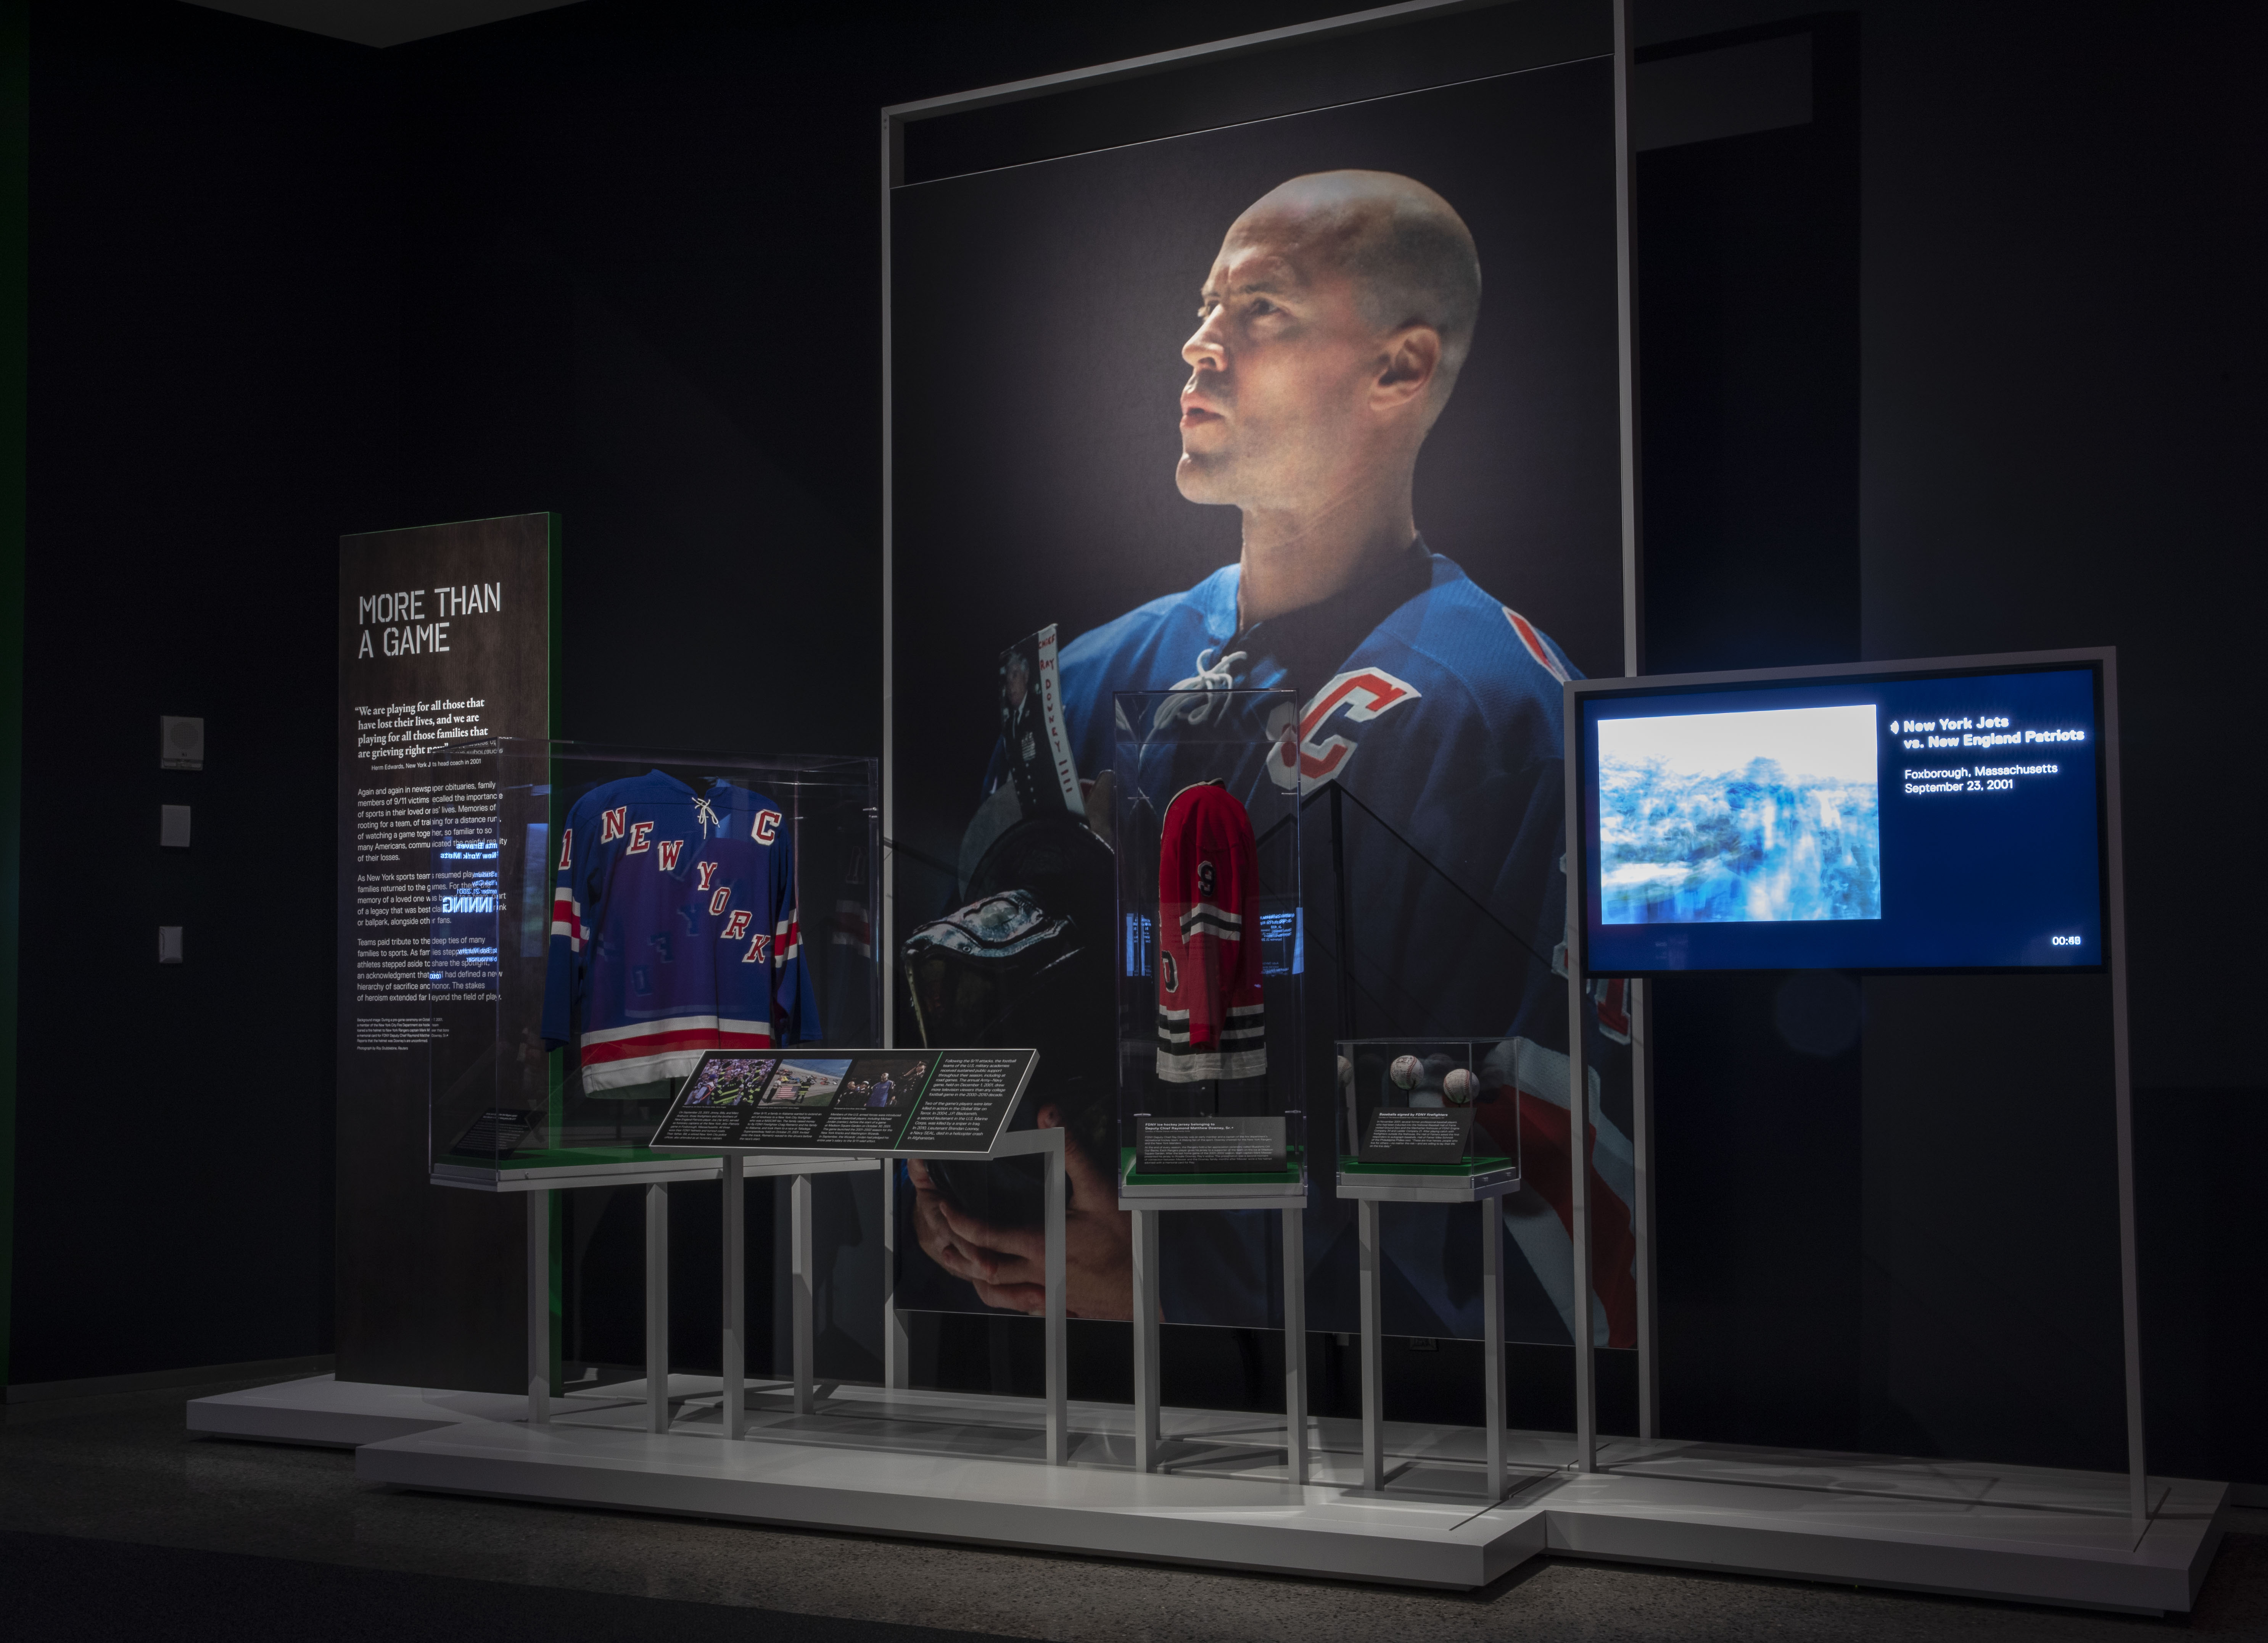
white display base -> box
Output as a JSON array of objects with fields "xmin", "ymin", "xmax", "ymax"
[
  {"xmin": 186, "ymin": 1374, "xmax": 528, "ymax": 1446},
  {"xmin": 190, "ymin": 1376, "xmax": 2226, "ymax": 1612}
]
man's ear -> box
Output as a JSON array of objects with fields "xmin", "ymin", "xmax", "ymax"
[{"xmin": 1373, "ymin": 325, "xmax": 1442, "ymax": 409}]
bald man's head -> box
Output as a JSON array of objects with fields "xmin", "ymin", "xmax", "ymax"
[
  {"xmin": 1236, "ymin": 171, "xmax": 1482, "ymax": 408},
  {"xmin": 1176, "ymin": 172, "xmax": 1481, "ymax": 515}
]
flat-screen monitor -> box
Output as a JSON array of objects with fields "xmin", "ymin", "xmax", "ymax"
[{"xmin": 1571, "ymin": 652, "xmax": 2113, "ymax": 975}]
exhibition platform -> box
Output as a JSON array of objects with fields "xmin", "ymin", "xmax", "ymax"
[{"xmin": 190, "ymin": 1374, "xmax": 2226, "ymax": 1614}]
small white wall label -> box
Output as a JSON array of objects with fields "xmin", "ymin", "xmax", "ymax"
[{"xmin": 160, "ymin": 715, "xmax": 204, "ymax": 770}]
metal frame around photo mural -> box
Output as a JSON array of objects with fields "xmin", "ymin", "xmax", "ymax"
[{"xmin": 876, "ymin": 0, "xmax": 1648, "ymax": 1420}]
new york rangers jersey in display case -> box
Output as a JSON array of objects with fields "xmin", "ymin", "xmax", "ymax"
[
  {"xmin": 542, "ymin": 771, "xmax": 817, "ymax": 1091},
  {"xmin": 1156, "ymin": 781, "xmax": 1265, "ymax": 1082}
]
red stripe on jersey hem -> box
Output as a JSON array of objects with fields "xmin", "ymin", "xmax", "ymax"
[{"xmin": 580, "ymin": 1026, "xmax": 776, "ymax": 1065}]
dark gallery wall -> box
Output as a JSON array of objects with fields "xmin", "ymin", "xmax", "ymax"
[
  {"xmin": 1, "ymin": 0, "xmax": 1334, "ymax": 1389},
  {"xmin": 377, "ymin": 0, "xmax": 1350, "ymax": 760},
  {"xmin": 1633, "ymin": 0, "xmax": 2266, "ymax": 1482},
  {"xmin": 1854, "ymin": 0, "xmax": 2267, "ymax": 1485},
  {"xmin": 3, "ymin": 0, "xmax": 2260, "ymax": 1490},
  {"xmin": 1859, "ymin": 0, "xmax": 2268, "ymax": 1044},
  {"xmin": 1631, "ymin": 11, "xmax": 1869, "ymax": 1456},
  {"xmin": 0, "ymin": 0, "xmax": 21, "ymax": 1388},
  {"xmin": 6, "ymin": 2, "xmax": 398, "ymax": 1384}
]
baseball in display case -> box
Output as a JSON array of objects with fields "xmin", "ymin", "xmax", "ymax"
[
  {"xmin": 1335, "ymin": 1037, "xmax": 1522, "ymax": 1195},
  {"xmin": 1111, "ymin": 687, "xmax": 1305, "ymax": 1200},
  {"xmin": 418, "ymin": 737, "xmax": 879, "ymax": 1185}
]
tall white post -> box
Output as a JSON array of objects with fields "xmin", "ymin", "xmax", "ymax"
[
  {"xmin": 1133, "ymin": 1207, "xmax": 1160, "ymax": 1472},
  {"xmin": 1632, "ymin": 978, "xmax": 1660, "ymax": 1442},
  {"xmin": 791, "ymin": 1173, "xmax": 814, "ymax": 1416},
  {"xmin": 2099, "ymin": 653, "xmax": 2148, "ymax": 1526},
  {"xmin": 525, "ymin": 1189, "xmax": 550, "ymax": 1427},
  {"xmin": 1283, "ymin": 1205, "xmax": 1308, "ymax": 1485},
  {"xmin": 645, "ymin": 1182, "xmax": 670, "ymax": 1435},
  {"xmin": 1043, "ymin": 1130, "xmax": 1067, "ymax": 1464},
  {"xmin": 1359, "ymin": 1197, "xmax": 1385, "ymax": 1490},
  {"xmin": 721, "ymin": 1156, "xmax": 745, "ymax": 1440},
  {"xmin": 1483, "ymin": 1197, "xmax": 1506, "ymax": 1499},
  {"xmin": 881, "ymin": 1163, "xmax": 908, "ymax": 1390}
]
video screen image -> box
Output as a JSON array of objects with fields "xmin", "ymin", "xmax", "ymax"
[
  {"xmin": 681, "ymin": 1057, "xmax": 777, "ymax": 1107},
  {"xmin": 764, "ymin": 1058, "xmax": 852, "ymax": 1106},
  {"xmin": 1582, "ymin": 665, "xmax": 2104, "ymax": 972},
  {"xmin": 1599, "ymin": 704, "xmax": 1880, "ymax": 925},
  {"xmin": 837, "ymin": 1057, "xmax": 931, "ymax": 1111}
]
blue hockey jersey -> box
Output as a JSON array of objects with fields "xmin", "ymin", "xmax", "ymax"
[
  {"xmin": 1058, "ymin": 545, "xmax": 1578, "ymax": 1049},
  {"xmin": 541, "ymin": 771, "xmax": 817, "ymax": 1092},
  {"xmin": 1054, "ymin": 547, "xmax": 1640, "ymax": 1350}
]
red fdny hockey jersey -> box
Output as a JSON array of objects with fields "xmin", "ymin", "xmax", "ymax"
[
  {"xmin": 541, "ymin": 771, "xmax": 816, "ymax": 1092},
  {"xmin": 1156, "ymin": 781, "xmax": 1265, "ymax": 1082}
]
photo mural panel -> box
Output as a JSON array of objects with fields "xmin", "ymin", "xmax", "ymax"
[{"xmin": 889, "ymin": 58, "xmax": 1635, "ymax": 1349}]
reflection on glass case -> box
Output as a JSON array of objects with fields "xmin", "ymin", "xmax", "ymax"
[
  {"xmin": 424, "ymin": 738, "xmax": 877, "ymax": 1177},
  {"xmin": 1112, "ymin": 688, "xmax": 1303, "ymax": 1189},
  {"xmin": 1336, "ymin": 1037, "xmax": 1521, "ymax": 1188}
]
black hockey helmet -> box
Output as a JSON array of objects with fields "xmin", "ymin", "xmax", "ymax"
[{"xmin": 900, "ymin": 813, "xmax": 1115, "ymax": 1224}]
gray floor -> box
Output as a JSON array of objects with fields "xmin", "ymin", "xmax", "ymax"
[{"xmin": 5, "ymin": 1374, "xmax": 2265, "ymax": 1641}]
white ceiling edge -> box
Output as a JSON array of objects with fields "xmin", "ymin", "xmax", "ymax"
[{"xmin": 180, "ymin": 0, "xmax": 592, "ymax": 50}]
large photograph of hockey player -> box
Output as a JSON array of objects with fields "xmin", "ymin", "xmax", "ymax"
[{"xmin": 890, "ymin": 58, "xmax": 1637, "ymax": 1348}]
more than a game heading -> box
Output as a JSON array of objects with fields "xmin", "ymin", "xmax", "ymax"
[
  {"xmin": 353, "ymin": 583, "xmax": 504, "ymax": 660},
  {"xmin": 1891, "ymin": 714, "xmax": 2087, "ymax": 753}
]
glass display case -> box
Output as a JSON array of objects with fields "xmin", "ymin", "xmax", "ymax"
[
  {"xmin": 421, "ymin": 738, "xmax": 878, "ymax": 1184},
  {"xmin": 1335, "ymin": 1036, "xmax": 1521, "ymax": 1195},
  {"xmin": 1111, "ymin": 688, "xmax": 1304, "ymax": 1199}
]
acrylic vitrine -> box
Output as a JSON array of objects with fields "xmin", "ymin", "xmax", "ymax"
[
  {"xmin": 1109, "ymin": 688, "xmax": 1305, "ymax": 1203},
  {"xmin": 420, "ymin": 738, "xmax": 878, "ymax": 1187},
  {"xmin": 1334, "ymin": 1036, "xmax": 1522, "ymax": 1198}
]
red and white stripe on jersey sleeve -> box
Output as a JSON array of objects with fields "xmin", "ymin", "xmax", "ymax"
[
  {"xmin": 1503, "ymin": 606, "xmax": 1571, "ymax": 684},
  {"xmin": 773, "ymin": 909, "xmax": 800, "ymax": 966},
  {"xmin": 551, "ymin": 890, "xmax": 584, "ymax": 952}
]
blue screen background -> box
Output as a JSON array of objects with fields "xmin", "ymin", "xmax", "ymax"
[{"xmin": 1581, "ymin": 667, "xmax": 2104, "ymax": 972}]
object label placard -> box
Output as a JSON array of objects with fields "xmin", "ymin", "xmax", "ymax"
[
  {"xmin": 1359, "ymin": 1108, "xmax": 1472, "ymax": 1165},
  {"xmin": 1135, "ymin": 1116, "xmax": 1287, "ymax": 1173},
  {"xmin": 649, "ymin": 1048, "xmax": 1035, "ymax": 1157}
]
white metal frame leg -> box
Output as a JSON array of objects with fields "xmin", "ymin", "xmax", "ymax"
[
  {"xmin": 1483, "ymin": 1197, "xmax": 1505, "ymax": 1500},
  {"xmin": 645, "ymin": 1182, "xmax": 670, "ymax": 1435},
  {"xmin": 721, "ymin": 1155, "xmax": 745, "ymax": 1440},
  {"xmin": 525, "ymin": 1189, "xmax": 549, "ymax": 1426},
  {"xmin": 1631, "ymin": 977, "xmax": 1660, "ymax": 1443},
  {"xmin": 1283, "ymin": 1204, "xmax": 1308, "ymax": 1484},
  {"xmin": 791, "ymin": 1173, "xmax": 814, "ymax": 1416},
  {"xmin": 1565, "ymin": 938, "xmax": 1598, "ymax": 1471},
  {"xmin": 1132, "ymin": 1206, "xmax": 1161, "ymax": 1472},
  {"xmin": 881, "ymin": 1163, "xmax": 908, "ymax": 1390},
  {"xmin": 2101, "ymin": 653, "xmax": 2149, "ymax": 1527},
  {"xmin": 1358, "ymin": 1196, "xmax": 1384, "ymax": 1491},
  {"xmin": 1043, "ymin": 1128, "xmax": 1067, "ymax": 1465}
]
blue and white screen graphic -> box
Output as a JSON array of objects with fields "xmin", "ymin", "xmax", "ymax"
[
  {"xmin": 1582, "ymin": 666, "xmax": 2105, "ymax": 972},
  {"xmin": 1598, "ymin": 704, "xmax": 1881, "ymax": 925}
]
